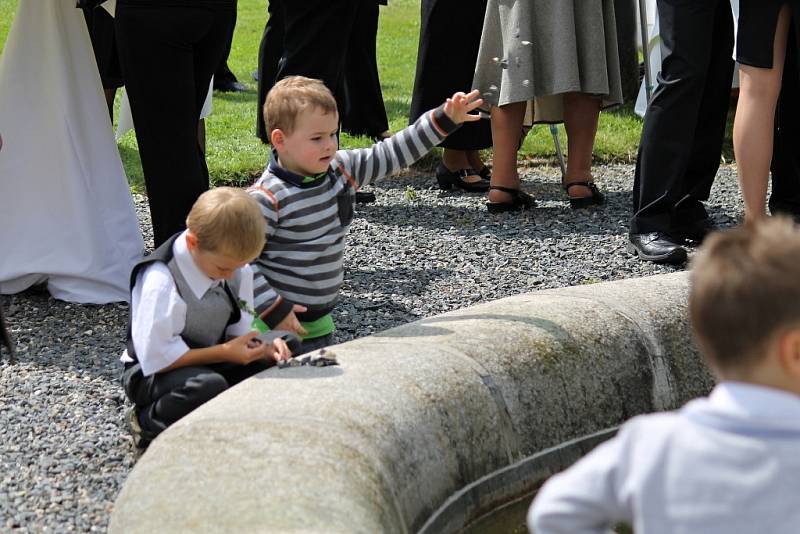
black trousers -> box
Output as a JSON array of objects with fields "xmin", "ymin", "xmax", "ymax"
[
  {"xmin": 115, "ymin": 5, "xmax": 235, "ymax": 247},
  {"xmin": 339, "ymin": 2, "xmax": 389, "ymax": 138},
  {"xmin": 630, "ymin": 0, "xmax": 734, "ymax": 236},
  {"xmin": 256, "ymin": 0, "xmax": 387, "ymax": 143},
  {"xmin": 770, "ymin": 23, "xmax": 800, "ymax": 216},
  {"xmin": 81, "ymin": 5, "xmax": 123, "ymax": 89},
  {"xmin": 256, "ymin": 0, "xmax": 286, "ymax": 143},
  {"xmin": 214, "ymin": 0, "xmax": 240, "ymax": 87},
  {"xmin": 408, "ymin": 0, "xmax": 492, "ymax": 151},
  {"xmin": 122, "ymin": 360, "xmax": 272, "ymax": 439}
]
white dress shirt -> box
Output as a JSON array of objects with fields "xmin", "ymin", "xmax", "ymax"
[
  {"xmin": 120, "ymin": 231, "xmax": 255, "ymax": 376},
  {"xmin": 529, "ymin": 382, "xmax": 800, "ymax": 534}
]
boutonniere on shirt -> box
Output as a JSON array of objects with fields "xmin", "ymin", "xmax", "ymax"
[{"xmin": 238, "ymin": 299, "xmax": 269, "ymax": 333}]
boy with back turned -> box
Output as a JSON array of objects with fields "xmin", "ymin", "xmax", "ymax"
[{"xmin": 530, "ymin": 217, "xmax": 800, "ymax": 533}]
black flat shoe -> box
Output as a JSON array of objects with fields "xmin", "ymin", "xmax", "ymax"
[
  {"xmin": 564, "ymin": 181, "xmax": 604, "ymax": 209},
  {"xmin": 476, "ymin": 165, "xmax": 491, "ymax": 181},
  {"xmin": 436, "ymin": 162, "xmax": 490, "ymax": 192},
  {"xmin": 214, "ymin": 80, "xmax": 248, "ymax": 93},
  {"xmin": 486, "ymin": 185, "xmax": 537, "ymax": 213},
  {"xmin": 626, "ymin": 232, "xmax": 687, "ymax": 264}
]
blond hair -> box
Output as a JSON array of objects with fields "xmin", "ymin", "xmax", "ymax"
[
  {"xmin": 186, "ymin": 187, "xmax": 265, "ymax": 261},
  {"xmin": 690, "ymin": 217, "xmax": 800, "ymax": 371},
  {"xmin": 264, "ymin": 76, "xmax": 338, "ymax": 135}
]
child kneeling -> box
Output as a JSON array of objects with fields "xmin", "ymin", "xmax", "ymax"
[
  {"xmin": 250, "ymin": 76, "xmax": 483, "ymax": 353},
  {"xmin": 530, "ymin": 217, "xmax": 800, "ymax": 533},
  {"xmin": 121, "ymin": 188, "xmax": 292, "ymax": 449}
]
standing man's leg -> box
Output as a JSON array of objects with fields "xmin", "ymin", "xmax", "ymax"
[
  {"xmin": 116, "ymin": 6, "xmax": 235, "ymax": 247},
  {"xmin": 769, "ymin": 22, "xmax": 800, "ymax": 218},
  {"xmin": 272, "ymin": 0, "xmax": 359, "ymax": 115},
  {"xmin": 256, "ymin": 0, "xmax": 285, "ymax": 144},
  {"xmin": 340, "ymin": 1, "xmax": 389, "ymax": 140},
  {"xmin": 629, "ymin": 0, "xmax": 733, "ymax": 263},
  {"xmin": 214, "ymin": 0, "xmax": 245, "ymax": 93},
  {"xmin": 673, "ymin": 3, "xmax": 735, "ymax": 238}
]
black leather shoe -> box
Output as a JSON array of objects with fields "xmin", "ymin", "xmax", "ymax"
[
  {"xmin": 214, "ymin": 80, "xmax": 248, "ymax": 93},
  {"xmin": 627, "ymin": 233, "xmax": 688, "ymax": 264},
  {"xmin": 672, "ymin": 220, "xmax": 716, "ymax": 246}
]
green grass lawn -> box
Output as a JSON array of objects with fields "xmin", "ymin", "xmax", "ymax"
[{"xmin": 0, "ymin": 0, "xmax": 655, "ymax": 192}]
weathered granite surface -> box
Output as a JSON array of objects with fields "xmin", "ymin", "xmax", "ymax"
[{"xmin": 110, "ymin": 271, "xmax": 712, "ymax": 533}]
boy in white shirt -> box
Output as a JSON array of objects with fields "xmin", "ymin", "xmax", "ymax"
[
  {"xmin": 530, "ymin": 217, "xmax": 800, "ymax": 534},
  {"xmin": 121, "ymin": 188, "xmax": 293, "ymax": 450}
]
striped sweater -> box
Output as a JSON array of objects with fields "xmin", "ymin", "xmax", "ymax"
[{"xmin": 248, "ymin": 105, "xmax": 459, "ymax": 330}]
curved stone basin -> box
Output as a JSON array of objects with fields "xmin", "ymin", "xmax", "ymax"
[{"xmin": 110, "ymin": 271, "xmax": 712, "ymax": 533}]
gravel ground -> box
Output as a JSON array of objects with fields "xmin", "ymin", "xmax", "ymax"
[{"xmin": 0, "ymin": 163, "xmax": 745, "ymax": 532}]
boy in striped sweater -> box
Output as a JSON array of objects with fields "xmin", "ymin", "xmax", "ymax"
[{"xmin": 250, "ymin": 76, "xmax": 482, "ymax": 353}]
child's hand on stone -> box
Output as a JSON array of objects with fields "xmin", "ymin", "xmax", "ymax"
[
  {"xmin": 443, "ymin": 90, "xmax": 483, "ymax": 124},
  {"xmin": 225, "ymin": 331, "xmax": 273, "ymax": 365},
  {"xmin": 274, "ymin": 305, "xmax": 309, "ymax": 336},
  {"xmin": 264, "ymin": 337, "xmax": 292, "ymax": 362}
]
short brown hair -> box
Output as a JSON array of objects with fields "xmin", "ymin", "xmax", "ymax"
[
  {"xmin": 263, "ymin": 76, "xmax": 338, "ymax": 135},
  {"xmin": 690, "ymin": 217, "xmax": 800, "ymax": 371},
  {"xmin": 186, "ymin": 187, "xmax": 265, "ymax": 261}
]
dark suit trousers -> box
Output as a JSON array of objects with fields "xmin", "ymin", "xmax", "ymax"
[
  {"xmin": 770, "ymin": 23, "xmax": 800, "ymax": 216},
  {"xmin": 275, "ymin": 1, "xmax": 358, "ymax": 111},
  {"xmin": 630, "ymin": 0, "xmax": 734, "ymax": 235},
  {"xmin": 256, "ymin": 0, "xmax": 285, "ymax": 143},
  {"xmin": 115, "ymin": 5, "xmax": 234, "ymax": 247},
  {"xmin": 214, "ymin": 0, "xmax": 240, "ymax": 87},
  {"xmin": 408, "ymin": 0, "xmax": 492, "ymax": 150},
  {"xmin": 123, "ymin": 360, "xmax": 273, "ymax": 439},
  {"xmin": 340, "ymin": 2, "xmax": 389, "ymax": 137},
  {"xmin": 256, "ymin": 1, "xmax": 387, "ymax": 142}
]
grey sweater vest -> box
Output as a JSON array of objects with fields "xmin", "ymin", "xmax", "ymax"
[{"xmin": 126, "ymin": 233, "xmax": 241, "ymax": 363}]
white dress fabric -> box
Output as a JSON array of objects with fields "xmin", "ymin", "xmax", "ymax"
[{"xmin": 0, "ymin": 0, "xmax": 144, "ymax": 304}]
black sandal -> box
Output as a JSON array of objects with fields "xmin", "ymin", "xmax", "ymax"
[
  {"xmin": 486, "ymin": 185, "xmax": 537, "ymax": 213},
  {"xmin": 476, "ymin": 165, "xmax": 491, "ymax": 181},
  {"xmin": 564, "ymin": 181, "xmax": 604, "ymax": 209},
  {"xmin": 436, "ymin": 162, "xmax": 490, "ymax": 192}
]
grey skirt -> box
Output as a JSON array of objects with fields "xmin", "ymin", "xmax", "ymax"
[{"xmin": 472, "ymin": 0, "xmax": 624, "ymax": 124}]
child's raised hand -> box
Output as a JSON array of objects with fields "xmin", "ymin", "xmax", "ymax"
[{"xmin": 443, "ymin": 90, "xmax": 483, "ymax": 124}]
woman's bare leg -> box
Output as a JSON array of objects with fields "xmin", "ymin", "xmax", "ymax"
[
  {"xmin": 562, "ymin": 92, "xmax": 601, "ymax": 198},
  {"xmin": 734, "ymin": 5, "xmax": 791, "ymax": 221},
  {"xmin": 466, "ymin": 150, "xmax": 487, "ymax": 173},
  {"xmin": 488, "ymin": 101, "xmax": 527, "ymax": 203}
]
